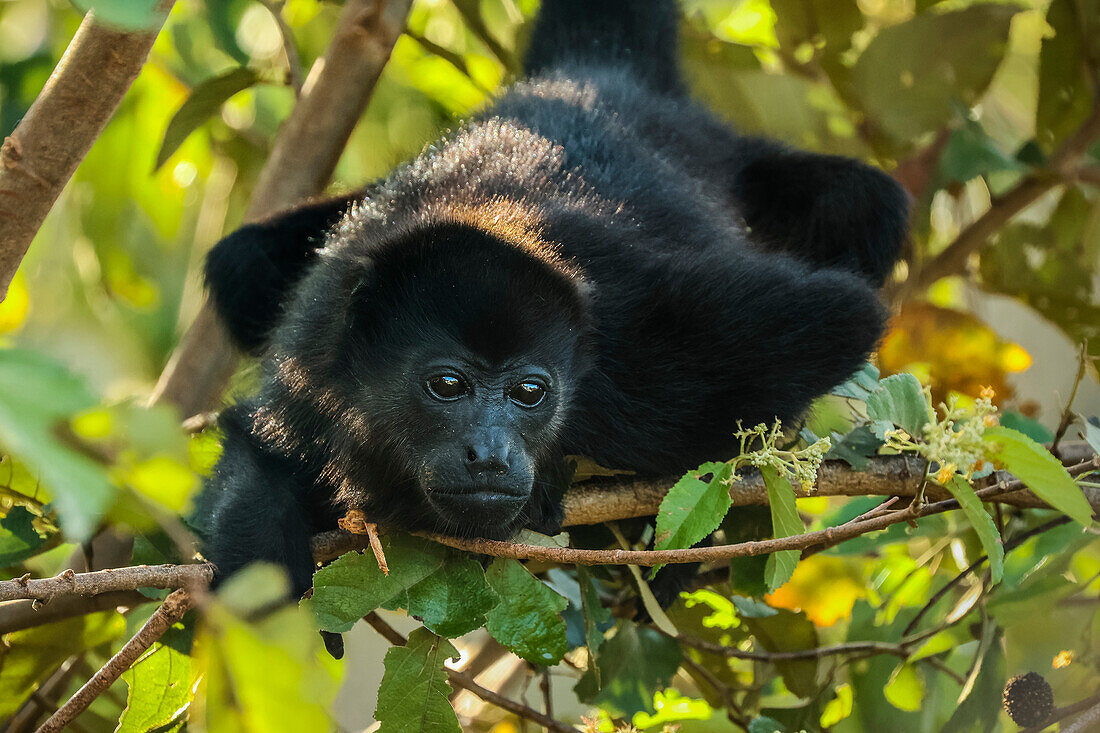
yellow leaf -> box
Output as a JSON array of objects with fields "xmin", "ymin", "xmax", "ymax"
[{"xmin": 0, "ymin": 272, "xmax": 29, "ymax": 333}]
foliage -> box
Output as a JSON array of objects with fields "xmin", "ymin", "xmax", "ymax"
[{"xmin": 1, "ymin": 0, "xmax": 1099, "ymax": 732}]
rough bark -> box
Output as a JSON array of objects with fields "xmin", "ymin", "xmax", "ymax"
[
  {"xmin": 149, "ymin": 0, "xmax": 414, "ymax": 416},
  {"xmin": 0, "ymin": 8, "xmax": 173, "ymax": 299}
]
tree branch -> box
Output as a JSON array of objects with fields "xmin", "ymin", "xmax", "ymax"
[
  {"xmin": 1, "ymin": 453, "xmax": 1094, "ymax": 610},
  {"xmin": 913, "ymin": 101, "xmax": 1100, "ymax": 290},
  {"xmin": 0, "ymin": 6, "xmax": 175, "ymax": 299},
  {"xmin": 362, "ymin": 612, "xmax": 576, "ymax": 733},
  {"xmin": 0, "ymin": 590, "xmax": 152, "ymax": 635},
  {"xmin": 35, "ymin": 589, "xmax": 193, "ymax": 733},
  {"xmin": 0, "ymin": 564, "xmax": 211, "ymax": 603},
  {"xmin": 149, "ymin": 0, "xmax": 414, "ymax": 417},
  {"xmin": 312, "ymin": 448, "xmax": 1100, "ymax": 562}
]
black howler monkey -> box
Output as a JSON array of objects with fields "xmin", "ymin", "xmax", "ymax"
[{"xmin": 198, "ymin": 0, "xmax": 908, "ymax": 607}]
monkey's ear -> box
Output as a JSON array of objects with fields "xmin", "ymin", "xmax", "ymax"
[
  {"xmin": 733, "ymin": 144, "xmax": 910, "ymax": 287},
  {"xmin": 205, "ymin": 194, "xmax": 357, "ymax": 354}
]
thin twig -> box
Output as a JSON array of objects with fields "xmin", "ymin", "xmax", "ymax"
[
  {"xmin": 149, "ymin": 0, "xmax": 415, "ymax": 417},
  {"xmin": 407, "ymin": 30, "xmax": 494, "ymax": 94},
  {"xmin": 363, "ymin": 613, "xmax": 576, "ymax": 733},
  {"xmin": 1024, "ymin": 688, "xmax": 1100, "ymax": 733},
  {"xmin": 914, "ymin": 101, "xmax": 1100, "ymax": 290},
  {"xmin": 1062, "ymin": 698, "xmax": 1100, "ymax": 733},
  {"xmin": 672, "ymin": 632, "xmax": 907, "ymax": 662},
  {"xmin": 902, "ymin": 516, "xmax": 1071, "ymax": 637},
  {"xmin": 35, "ymin": 589, "xmax": 193, "ymax": 733},
  {"xmin": 1052, "ymin": 342, "xmax": 1090, "ymax": 454}
]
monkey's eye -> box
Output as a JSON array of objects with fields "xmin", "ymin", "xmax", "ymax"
[
  {"xmin": 509, "ymin": 381, "xmax": 546, "ymax": 408},
  {"xmin": 425, "ymin": 375, "xmax": 468, "ymax": 401}
]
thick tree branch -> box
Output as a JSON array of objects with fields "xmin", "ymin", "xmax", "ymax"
[
  {"xmin": 362, "ymin": 612, "xmax": 576, "ymax": 733},
  {"xmin": 2, "ymin": 453, "xmax": 1094, "ymax": 610},
  {"xmin": 35, "ymin": 589, "xmax": 193, "ymax": 733},
  {"xmin": 149, "ymin": 0, "xmax": 414, "ymax": 417},
  {"xmin": 0, "ymin": 6, "xmax": 174, "ymax": 299},
  {"xmin": 312, "ymin": 447, "xmax": 1100, "ymax": 562},
  {"xmin": 0, "ymin": 563, "xmax": 211, "ymax": 603}
]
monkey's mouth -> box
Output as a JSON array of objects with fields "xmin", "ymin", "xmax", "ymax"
[{"xmin": 424, "ymin": 485, "xmax": 529, "ymax": 528}]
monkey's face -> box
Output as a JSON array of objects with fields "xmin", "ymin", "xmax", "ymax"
[{"xmin": 404, "ymin": 358, "xmax": 566, "ymax": 532}]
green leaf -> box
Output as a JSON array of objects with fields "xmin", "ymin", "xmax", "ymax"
[
  {"xmin": 826, "ymin": 425, "xmax": 884, "ymax": 470},
  {"xmin": 72, "ymin": 0, "xmax": 168, "ymax": 30},
  {"xmin": 1037, "ymin": 0, "xmax": 1100, "ymax": 153},
  {"xmin": 0, "ymin": 507, "xmax": 47, "ymax": 565},
  {"xmin": 155, "ymin": 68, "xmax": 261, "ymax": 170},
  {"xmin": 400, "ymin": 557, "xmax": 499, "ymax": 638},
  {"xmin": 118, "ymin": 621, "xmax": 195, "ymax": 733},
  {"xmin": 723, "ymin": 506, "xmax": 771, "ymax": 597},
  {"xmin": 761, "ymin": 465, "xmax": 802, "ymax": 593},
  {"xmin": 983, "ymin": 426, "xmax": 1093, "ymax": 526},
  {"xmin": 0, "ymin": 349, "xmax": 115, "ymax": 540},
  {"xmin": 741, "ymin": 609, "xmax": 819, "ymax": 697},
  {"xmin": 883, "ymin": 662, "xmax": 924, "ymax": 712},
  {"xmin": 0, "ymin": 611, "xmax": 126, "ymax": 717},
  {"xmin": 653, "ymin": 462, "xmax": 734, "ymax": 574},
  {"xmin": 307, "ymin": 535, "xmax": 448, "ymax": 633},
  {"xmin": 201, "ymin": 604, "xmax": 342, "ymax": 733},
  {"xmin": 851, "ymin": 5, "xmax": 1018, "ymax": 145},
  {"xmin": 866, "ymin": 373, "xmax": 931, "ymax": 437},
  {"xmin": 748, "ymin": 717, "xmax": 786, "ymax": 733},
  {"xmin": 577, "ymin": 565, "xmax": 611, "ymax": 685},
  {"xmin": 574, "ymin": 621, "xmax": 681, "ymax": 717},
  {"xmin": 375, "ymin": 629, "xmax": 460, "ymax": 733},
  {"xmin": 941, "ymin": 627, "xmax": 1004, "ymax": 733},
  {"xmin": 831, "ymin": 362, "xmax": 881, "ymax": 399},
  {"xmin": 945, "ymin": 475, "xmax": 1004, "ymax": 582},
  {"xmin": 939, "ymin": 117, "xmax": 1024, "ymax": 185},
  {"xmin": 484, "ymin": 559, "xmax": 568, "ymax": 665},
  {"xmin": 999, "ymin": 410, "xmax": 1055, "ymax": 444}
]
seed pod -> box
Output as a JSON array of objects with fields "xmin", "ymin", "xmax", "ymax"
[{"xmin": 1002, "ymin": 672, "xmax": 1054, "ymax": 728}]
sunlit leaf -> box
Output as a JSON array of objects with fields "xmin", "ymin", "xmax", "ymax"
[
  {"xmin": 883, "ymin": 662, "xmax": 924, "ymax": 712},
  {"xmin": 653, "ymin": 462, "xmax": 733, "ymax": 574},
  {"xmin": 983, "ymin": 426, "xmax": 1093, "ymax": 526},
  {"xmin": 945, "ymin": 475, "xmax": 1004, "ymax": 582},
  {"xmin": 0, "ymin": 272, "xmax": 29, "ymax": 334},
  {"xmin": 0, "ymin": 611, "xmax": 126, "ymax": 717},
  {"xmin": 375, "ymin": 629, "xmax": 460, "ymax": 733},
  {"xmin": 851, "ymin": 5, "xmax": 1018, "ymax": 145},
  {"xmin": 118, "ymin": 621, "xmax": 195, "ymax": 733},
  {"xmin": 0, "ymin": 349, "xmax": 115, "ymax": 540}
]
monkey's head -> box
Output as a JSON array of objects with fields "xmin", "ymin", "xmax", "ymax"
[{"xmin": 265, "ymin": 219, "xmax": 591, "ymax": 537}]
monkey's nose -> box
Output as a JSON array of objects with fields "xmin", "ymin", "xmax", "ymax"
[{"xmin": 464, "ymin": 444, "xmax": 509, "ymax": 475}]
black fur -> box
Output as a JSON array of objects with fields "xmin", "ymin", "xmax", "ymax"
[{"xmin": 198, "ymin": 0, "xmax": 908, "ymax": 599}]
